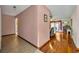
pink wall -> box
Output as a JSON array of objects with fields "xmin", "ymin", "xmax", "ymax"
[
  {"xmin": 37, "ymin": 6, "xmax": 51, "ymax": 47},
  {"xmin": 17, "ymin": 5, "xmax": 51, "ymax": 48},
  {"xmin": 2, "ymin": 15, "xmax": 15, "ymax": 35},
  {"xmin": 71, "ymin": 6, "xmax": 79, "ymax": 48},
  {"xmin": 17, "ymin": 6, "xmax": 38, "ymax": 46}
]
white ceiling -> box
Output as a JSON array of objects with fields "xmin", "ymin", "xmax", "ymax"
[
  {"xmin": 0, "ymin": 5, "xmax": 76, "ymax": 19},
  {"xmin": 0, "ymin": 5, "xmax": 30, "ymax": 16},
  {"xmin": 47, "ymin": 5, "xmax": 76, "ymax": 19}
]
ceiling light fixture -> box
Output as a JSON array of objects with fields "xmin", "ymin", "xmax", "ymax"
[{"xmin": 13, "ymin": 6, "xmax": 16, "ymax": 8}]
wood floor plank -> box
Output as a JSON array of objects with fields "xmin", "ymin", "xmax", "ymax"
[{"xmin": 40, "ymin": 32, "xmax": 76, "ymax": 53}]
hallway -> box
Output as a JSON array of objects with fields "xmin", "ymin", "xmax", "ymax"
[
  {"xmin": 0, "ymin": 35, "xmax": 41, "ymax": 53},
  {"xmin": 0, "ymin": 5, "xmax": 79, "ymax": 53},
  {"xmin": 40, "ymin": 32, "xmax": 77, "ymax": 53}
]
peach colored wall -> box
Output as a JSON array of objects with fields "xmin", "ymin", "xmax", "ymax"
[
  {"xmin": 2, "ymin": 15, "xmax": 15, "ymax": 35},
  {"xmin": 37, "ymin": 6, "xmax": 51, "ymax": 47},
  {"xmin": 71, "ymin": 6, "xmax": 79, "ymax": 48},
  {"xmin": 17, "ymin": 6, "xmax": 38, "ymax": 46},
  {"xmin": 17, "ymin": 5, "xmax": 51, "ymax": 47},
  {"xmin": 0, "ymin": 8, "xmax": 1, "ymax": 49}
]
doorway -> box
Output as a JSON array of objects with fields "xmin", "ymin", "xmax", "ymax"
[
  {"xmin": 50, "ymin": 20, "xmax": 62, "ymax": 37},
  {"xmin": 15, "ymin": 17, "xmax": 18, "ymax": 35}
]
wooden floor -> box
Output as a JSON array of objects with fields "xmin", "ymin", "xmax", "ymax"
[
  {"xmin": 0, "ymin": 35, "xmax": 41, "ymax": 53},
  {"xmin": 0, "ymin": 33, "xmax": 78, "ymax": 53},
  {"xmin": 40, "ymin": 32, "xmax": 77, "ymax": 53}
]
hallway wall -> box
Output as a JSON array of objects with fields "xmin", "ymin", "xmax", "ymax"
[
  {"xmin": 17, "ymin": 6, "xmax": 38, "ymax": 47},
  {"xmin": 2, "ymin": 15, "xmax": 15, "ymax": 35},
  {"xmin": 17, "ymin": 5, "xmax": 51, "ymax": 48},
  {"xmin": 0, "ymin": 8, "xmax": 1, "ymax": 49},
  {"xmin": 37, "ymin": 6, "xmax": 51, "ymax": 47},
  {"xmin": 71, "ymin": 6, "xmax": 79, "ymax": 48}
]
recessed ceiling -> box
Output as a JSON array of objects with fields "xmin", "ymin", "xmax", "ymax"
[
  {"xmin": 47, "ymin": 5, "xmax": 76, "ymax": 19},
  {"xmin": 0, "ymin": 5, "xmax": 30, "ymax": 16}
]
